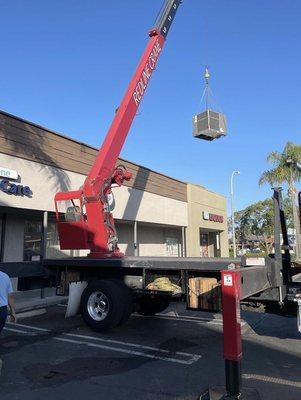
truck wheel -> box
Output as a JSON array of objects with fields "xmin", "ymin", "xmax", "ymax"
[
  {"xmin": 81, "ymin": 280, "xmax": 131, "ymax": 331},
  {"xmin": 111, "ymin": 279, "xmax": 133, "ymax": 326},
  {"xmin": 137, "ymin": 298, "xmax": 169, "ymax": 316}
]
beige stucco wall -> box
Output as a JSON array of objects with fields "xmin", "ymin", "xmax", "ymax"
[
  {"xmin": 138, "ymin": 225, "xmax": 183, "ymax": 257},
  {"xmin": 112, "ymin": 185, "xmax": 187, "ymax": 226},
  {"xmin": 115, "ymin": 222, "xmax": 135, "ymax": 256},
  {"xmin": 0, "ymin": 153, "xmax": 187, "ymax": 228},
  {"xmin": 186, "ymin": 184, "xmax": 229, "ymax": 257},
  {"xmin": 0, "ymin": 154, "xmax": 229, "ymax": 261}
]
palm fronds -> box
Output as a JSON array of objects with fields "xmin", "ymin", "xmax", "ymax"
[{"xmin": 259, "ymin": 142, "xmax": 301, "ymax": 187}]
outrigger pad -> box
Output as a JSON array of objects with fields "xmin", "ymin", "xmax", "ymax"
[{"xmin": 199, "ymin": 386, "xmax": 261, "ymax": 400}]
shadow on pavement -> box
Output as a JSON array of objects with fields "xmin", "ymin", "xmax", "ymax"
[{"xmin": 0, "ymin": 305, "xmax": 300, "ymax": 400}]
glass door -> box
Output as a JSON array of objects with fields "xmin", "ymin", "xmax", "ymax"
[
  {"xmin": 24, "ymin": 220, "xmax": 42, "ymax": 261},
  {"xmin": 200, "ymin": 233, "xmax": 209, "ymax": 257}
]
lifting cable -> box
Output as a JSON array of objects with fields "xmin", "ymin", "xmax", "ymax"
[
  {"xmin": 198, "ymin": 67, "xmax": 222, "ymax": 114},
  {"xmin": 193, "ymin": 67, "xmax": 227, "ymax": 141}
]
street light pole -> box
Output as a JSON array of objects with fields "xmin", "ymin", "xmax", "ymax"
[{"xmin": 230, "ymin": 171, "xmax": 240, "ymax": 258}]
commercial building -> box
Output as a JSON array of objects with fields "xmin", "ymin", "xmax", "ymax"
[
  {"xmin": 186, "ymin": 184, "xmax": 229, "ymax": 258},
  {"xmin": 0, "ymin": 110, "xmax": 229, "ymax": 288}
]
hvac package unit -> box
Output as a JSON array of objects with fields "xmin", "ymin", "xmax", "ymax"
[{"xmin": 193, "ymin": 109, "xmax": 227, "ymax": 141}]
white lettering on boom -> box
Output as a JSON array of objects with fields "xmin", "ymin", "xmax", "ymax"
[{"xmin": 133, "ymin": 39, "xmax": 162, "ymax": 106}]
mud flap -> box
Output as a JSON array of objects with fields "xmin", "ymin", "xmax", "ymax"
[{"xmin": 65, "ymin": 281, "xmax": 88, "ymax": 318}]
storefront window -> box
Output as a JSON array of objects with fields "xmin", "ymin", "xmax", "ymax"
[
  {"xmin": 24, "ymin": 220, "xmax": 42, "ymax": 261},
  {"xmin": 46, "ymin": 221, "xmax": 61, "ymax": 258},
  {"xmin": 47, "ymin": 222, "xmax": 59, "ymax": 246},
  {"xmin": 200, "ymin": 233, "xmax": 209, "ymax": 257},
  {"xmin": 166, "ymin": 237, "xmax": 179, "ymax": 256}
]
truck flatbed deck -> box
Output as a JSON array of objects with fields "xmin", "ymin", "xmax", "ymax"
[
  {"xmin": 43, "ymin": 256, "xmax": 240, "ymax": 271},
  {"xmin": 0, "ymin": 261, "xmax": 46, "ymax": 278},
  {"xmin": 0, "ymin": 257, "xmax": 240, "ymax": 280}
]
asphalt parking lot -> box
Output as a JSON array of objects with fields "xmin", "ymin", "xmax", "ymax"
[{"xmin": 0, "ymin": 304, "xmax": 300, "ymax": 400}]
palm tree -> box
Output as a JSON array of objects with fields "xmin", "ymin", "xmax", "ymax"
[
  {"xmin": 259, "ymin": 142, "xmax": 301, "ymax": 187},
  {"xmin": 259, "ymin": 142, "xmax": 301, "ymax": 259}
]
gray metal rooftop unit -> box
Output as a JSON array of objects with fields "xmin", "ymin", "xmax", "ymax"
[{"xmin": 193, "ymin": 109, "xmax": 227, "ymax": 141}]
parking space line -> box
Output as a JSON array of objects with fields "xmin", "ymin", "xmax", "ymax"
[
  {"xmin": 136, "ymin": 314, "xmax": 247, "ymax": 326},
  {"xmin": 54, "ymin": 337, "xmax": 200, "ymax": 365},
  {"xmin": 152, "ymin": 315, "xmax": 224, "ymax": 324},
  {"xmin": 7, "ymin": 322, "xmax": 50, "ymax": 332},
  {"xmin": 7, "ymin": 315, "xmax": 246, "ymax": 331},
  {"xmin": 5, "ymin": 322, "xmax": 202, "ymax": 365},
  {"xmin": 4, "ymin": 327, "xmax": 37, "ymax": 336},
  {"xmin": 135, "ymin": 314, "xmax": 224, "ymax": 325},
  {"xmin": 243, "ymin": 374, "xmax": 301, "ymax": 388},
  {"xmin": 167, "ymin": 313, "xmax": 222, "ymax": 322},
  {"xmin": 64, "ymin": 332, "xmax": 202, "ymax": 358}
]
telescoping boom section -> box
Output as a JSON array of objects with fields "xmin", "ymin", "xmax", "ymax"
[{"xmin": 54, "ymin": 1, "xmax": 182, "ymax": 258}]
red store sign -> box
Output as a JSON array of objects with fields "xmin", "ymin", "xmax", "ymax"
[{"xmin": 203, "ymin": 211, "xmax": 224, "ymax": 223}]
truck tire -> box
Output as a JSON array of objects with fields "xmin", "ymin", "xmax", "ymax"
[
  {"xmin": 81, "ymin": 280, "xmax": 131, "ymax": 331},
  {"xmin": 137, "ymin": 298, "xmax": 170, "ymax": 316},
  {"xmin": 112, "ymin": 279, "xmax": 133, "ymax": 326}
]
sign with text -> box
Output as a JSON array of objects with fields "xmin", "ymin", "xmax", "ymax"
[
  {"xmin": 203, "ymin": 211, "xmax": 224, "ymax": 223},
  {"xmin": 0, "ymin": 179, "xmax": 32, "ymax": 197},
  {"xmin": 0, "ymin": 167, "xmax": 18, "ymax": 180}
]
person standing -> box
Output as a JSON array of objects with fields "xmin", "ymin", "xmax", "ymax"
[
  {"xmin": 0, "ymin": 271, "xmax": 16, "ymax": 375},
  {"xmin": 0, "ymin": 271, "xmax": 16, "ymax": 331}
]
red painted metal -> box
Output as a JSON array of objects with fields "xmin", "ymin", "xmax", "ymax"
[
  {"xmin": 221, "ymin": 270, "xmax": 243, "ymax": 362},
  {"xmin": 55, "ymin": 30, "xmax": 166, "ymax": 258},
  {"xmin": 84, "ymin": 33, "xmax": 165, "ymax": 198}
]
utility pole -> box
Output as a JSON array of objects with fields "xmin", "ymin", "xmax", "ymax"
[{"xmin": 230, "ymin": 171, "xmax": 240, "ymax": 258}]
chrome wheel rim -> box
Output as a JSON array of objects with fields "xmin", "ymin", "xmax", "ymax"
[{"xmin": 87, "ymin": 291, "xmax": 109, "ymax": 321}]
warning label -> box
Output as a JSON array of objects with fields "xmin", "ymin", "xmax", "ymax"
[{"xmin": 223, "ymin": 275, "xmax": 233, "ymax": 287}]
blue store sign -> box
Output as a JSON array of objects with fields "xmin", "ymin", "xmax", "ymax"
[{"xmin": 0, "ymin": 179, "xmax": 32, "ymax": 197}]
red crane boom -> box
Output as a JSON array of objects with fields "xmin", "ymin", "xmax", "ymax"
[{"xmin": 55, "ymin": 0, "xmax": 182, "ymax": 258}]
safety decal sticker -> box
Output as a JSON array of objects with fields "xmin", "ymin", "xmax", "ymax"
[{"xmin": 223, "ymin": 275, "xmax": 233, "ymax": 287}]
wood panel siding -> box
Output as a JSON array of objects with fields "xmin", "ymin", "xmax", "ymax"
[{"xmin": 0, "ymin": 111, "xmax": 187, "ymax": 202}]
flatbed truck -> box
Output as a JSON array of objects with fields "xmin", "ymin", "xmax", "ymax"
[{"xmin": 1, "ymin": 1, "xmax": 301, "ymax": 398}]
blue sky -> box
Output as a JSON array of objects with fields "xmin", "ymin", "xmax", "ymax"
[{"xmin": 1, "ymin": 0, "xmax": 300, "ymax": 212}]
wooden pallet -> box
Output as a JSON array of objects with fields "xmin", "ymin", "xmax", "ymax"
[{"xmin": 188, "ymin": 277, "xmax": 221, "ymax": 311}]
